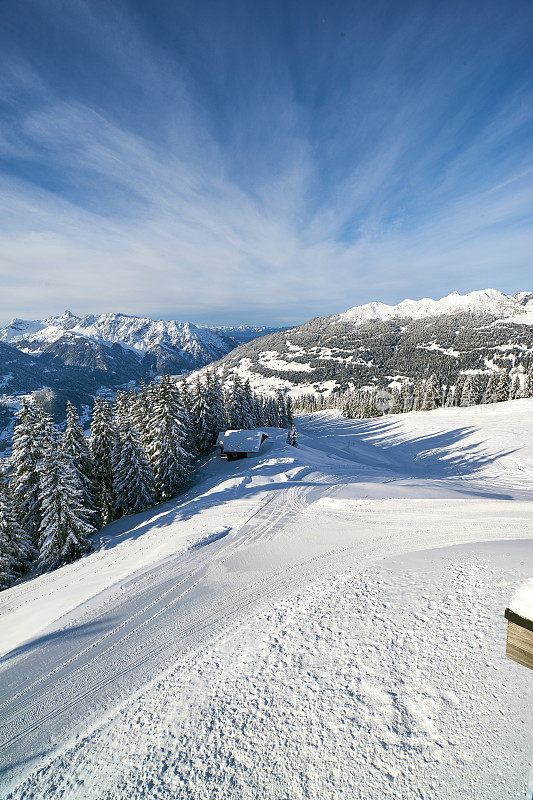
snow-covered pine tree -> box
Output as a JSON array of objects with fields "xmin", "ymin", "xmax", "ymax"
[
  {"xmin": 113, "ymin": 391, "xmax": 130, "ymax": 430},
  {"xmin": 453, "ymin": 374, "xmax": 467, "ymax": 407},
  {"xmin": 402, "ymin": 385, "xmax": 414, "ymax": 413},
  {"xmin": 62, "ymin": 401, "xmax": 98, "ymax": 521},
  {"xmin": 206, "ymin": 371, "xmax": 226, "ymax": 442},
  {"xmin": 276, "ymin": 390, "xmax": 288, "ymax": 428},
  {"xmin": 519, "ymin": 366, "xmax": 532, "ymax": 398},
  {"xmin": 253, "ymin": 395, "xmax": 265, "ymax": 427},
  {"xmin": 38, "ymin": 450, "xmax": 94, "ymax": 572},
  {"xmin": 459, "ymin": 376, "xmax": 478, "ymax": 407},
  {"xmin": 176, "ymin": 383, "xmax": 196, "ymax": 457},
  {"xmin": 285, "ymin": 395, "xmax": 294, "ymax": 429},
  {"xmin": 179, "ymin": 381, "xmax": 194, "ymax": 417},
  {"xmin": 190, "ymin": 377, "xmax": 213, "ymax": 456},
  {"xmin": 510, "ymin": 375, "xmax": 521, "ymax": 400},
  {"xmin": 226, "ymin": 374, "xmax": 246, "ymax": 429},
  {"xmin": 495, "ymin": 372, "xmax": 511, "ymax": 402},
  {"xmin": 131, "ymin": 382, "xmax": 152, "ymax": 450},
  {"xmin": 10, "ymin": 402, "xmax": 43, "ymax": 543},
  {"xmin": 444, "ymin": 386, "xmax": 455, "ymax": 407},
  {"xmin": 113, "ymin": 422, "xmax": 154, "ymax": 516},
  {"xmin": 267, "ymin": 396, "xmax": 279, "ymax": 426},
  {"xmin": 362, "ymin": 391, "xmax": 381, "ymax": 418},
  {"xmin": 411, "ymin": 381, "xmax": 424, "ymax": 411},
  {"xmin": 148, "ymin": 376, "xmax": 191, "ymax": 501},
  {"xmin": 90, "ymin": 397, "xmax": 117, "ymax": 525},
  {"xmin": 242, "ymin": 381, "xmax": 255, "ymax": 429},
  {"xmin": 484, "ymin": 372, "xmax": 499, "ymax": 404},
  {"xmin": 0, "ymin": 473, "xmax": 33, "ymax": 589},
  {"xmin": 421, "ymin": 375, "xmax": 441, "ymax": 411},
  {"xmin": 35, "ymin": 407, "xmax": 59, "ymax": 452},
  {"xmin": 286, "ymin": 424, "xmax": 298, "ymax": 447},
  {"xmin": 387, "ymin": 389, "xmax": 398, "ymax": 415}
]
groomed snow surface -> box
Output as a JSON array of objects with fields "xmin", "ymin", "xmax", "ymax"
[{"xmin": 1, "ymin": 400, "xmax": 533, "ymax": 799}]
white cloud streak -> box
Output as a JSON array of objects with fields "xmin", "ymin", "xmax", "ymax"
[{"xmin": 0, "ymin": 2, "xmax": 531, "ymax": 325}]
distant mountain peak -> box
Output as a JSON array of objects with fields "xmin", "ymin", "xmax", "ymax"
[
  {"xmin": 0, "ymin": 312, "xmax": 283, "ymax": 375},
  {"xmin": 337, "ymin": 289, "xmax": 533, "ymax": 325}
]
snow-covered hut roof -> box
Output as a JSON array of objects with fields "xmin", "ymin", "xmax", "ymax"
[
  {"xmin": 216, "ymin": 430, "xmax": 268, "ymax": 453},
  {"xmin": 509, "ymin": 579, "xmax": 533, "ymax": 623}
]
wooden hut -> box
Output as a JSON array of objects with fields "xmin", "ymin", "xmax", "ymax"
[
  {"xmin": 504, "ymin": 608, "xmax": 533, "ymax": 671},
  {"xmin": 216, "ymin": 430, "xmax": 269, "ymax": 461}
]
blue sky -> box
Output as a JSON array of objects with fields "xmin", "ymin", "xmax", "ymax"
[{"xmin": 0, "ymin": 0, "xmax": 532, "ymax": 325}]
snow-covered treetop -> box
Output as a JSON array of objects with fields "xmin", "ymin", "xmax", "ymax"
[
  {"xmin": 509, "ymin": 578, "xmax": 533, "ymax": 623},
  {"xmin": 336, "ymin": 289, "xmax": 533, "ymax": 326}
]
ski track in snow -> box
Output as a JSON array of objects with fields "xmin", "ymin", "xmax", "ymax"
[{"xmin": 0, "ymin": 400, "xmax": 532, "ymax": 798}]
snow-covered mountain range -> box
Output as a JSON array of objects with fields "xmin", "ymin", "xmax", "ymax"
[
  {"xmin": 0, "ymin": 313, "xmax": 281, "ymax": 447},
  {"xmin": 204, "ymin": 289, "xmax": 533, "ymax": 398},
  {"xmin": 0, "ymin": 312, "xmax": 279, "ymax": 372},
  {"xmin": 337, "ymin": 288, "xmax": 533, "ymax": 325},
  {"xmin": 1, "ymin": 290, "xmax": 532, "ymax": 447}
]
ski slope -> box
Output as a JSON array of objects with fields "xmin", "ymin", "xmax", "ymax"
[{"xmin": 1, "ymin": 400, "xmax": 532, "ymax": 798}]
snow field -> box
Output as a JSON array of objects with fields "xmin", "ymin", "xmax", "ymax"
[
  {"xmin": 1, "ymin": 400, "xmax": 532, "ymax": 797},
  {"xmin": 6, "ymin": 541, "xmax": 532, "ymax": 800}
]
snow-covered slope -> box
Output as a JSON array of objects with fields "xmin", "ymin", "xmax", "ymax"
[
  {"xmin": 337, "ymin": 288, "xmax": 533, "ymax": 325},
  {"xmin": 1, "ymin": 399, "xmax": 532, "ymax": 797}
]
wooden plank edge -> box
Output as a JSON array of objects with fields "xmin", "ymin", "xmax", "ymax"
[{"xmin": 504, "ymin": 607, "xmax": 533, "ymax": 633}]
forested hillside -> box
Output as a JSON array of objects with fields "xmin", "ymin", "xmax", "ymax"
[
  {"xmin": 0, "ymin": 373, "xmax": 293, "ymax": 589},
  {"xmin": 205, "ymin": 291, "xmax": 533, "ymax": 400}
]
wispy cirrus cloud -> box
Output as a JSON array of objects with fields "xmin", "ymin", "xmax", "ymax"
[{"xmin": 0, "ymin": 0, "xmax": 532, "ymax": 325}]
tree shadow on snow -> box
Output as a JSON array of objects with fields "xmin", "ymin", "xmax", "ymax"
[
  {"xmin": 298, "ymin": 413, "xmax": 517, "ymax": 484},
  {"xmin": 0, "ymin": 617, "xmax": 113, "ymax": 665}
]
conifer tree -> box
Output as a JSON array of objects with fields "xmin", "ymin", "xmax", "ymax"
[
  {"xmin": 402, "ymin": 385, "xmax": 414, "ymax": 413},
  {"xmin": 90, "ymin": 397, "xmax": 117, "ymax": 525},
  {"xmin": 131, "ymin": 382, "xmax": 152, "ymax": 450},
  {"xmin": 510, "ymin": 376, "xmax": 521, "ymax": 400},
  {"xmin": 484, "ymin": 372, "xmax": 499, "ymax": 403},
  {"xmin": 242, "ymin": 380, "xmax": 255, "ymax": 428},
  {"xmin": 421, "ymin": 375, "xmax": 441, "ymax": 411},
  {"xmin": 444, "ymin": 386, "xmax": 455, "ymax": 407},
  {"xmin": 287, "ymin": 424, "xmax": 298, "ymax": 447},
  {"xmin": 148, "ymin": 376, "xmax": 191, "ymax": 500},
  {"xmin": 35, "ymin": 407, "xmax": 59, "ymax": 451},
  {"xmin": 38, "ymin": 450, "xmax": 94, "ymax": 572},
  {"xmin": 226, "ymin": 374, "xmax": 246, "ymax": 429},
  {"xmin": 176, "ymin": 383, "xmax": 196, "ymax": 457},
  {"xmin": 523, "ymin": 367, "xmax": 533, "ymax": 398},
  {"xmin": 179, "ymin": 381, "xmax": 194, "ymax": 417},
  {"xmin": 459, "ymin": 376, "xmax": 478, "ymax": 407},
  {"xmin": 253, "ymin": 396, "xmax": 265, "ymax": 427},
  {"xmin": 285, "ymin": 395, "xmax": 294, "ymax": 428},
  {"xmin": 495, "ymin": 372, "xmax": 511, "ymax": 402},
  {"xmin": 190, "ymin": 377, "xmax": 213, "ymax": 455},
  {"xmin": 206, "ymin": 371, "xmax": 226, "ymax": 441},
  {"xmin": 62, "ymin": 402, "xmax": 98, "ymax": 520},
  {"xmin": 10, "ymin": 402, "xmax": 43, "ymax": 543},
  {"xmin": 113, "ymin": 422, "xmax": 154, "ymax": 516},
  {"xmin": 411, "ymin": 381, "xmax": 424, "ymax": 411},
  {"xmin": 454, "ymin": 374, "xmax": 466, "ymax": 407},
  {"xmin": 276, "ymin": 390, "xmax": 288, "ymax": 428},
  {"xmin": 0, "ymin": 474, "xmax": 33, "ymax": 589},
  {"xmin": 390, "ymin": 388, "xmax": 403, "ymax": 414}
]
